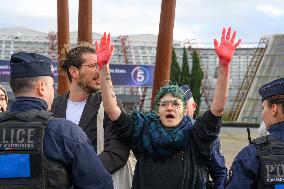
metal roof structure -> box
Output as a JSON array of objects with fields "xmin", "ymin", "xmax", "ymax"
[{"xmin": 237, "ymin": 34, "xmax": 284, "ymax": 123}]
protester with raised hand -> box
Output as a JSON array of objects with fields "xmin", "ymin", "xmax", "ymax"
[{"xmin": 97, "ymin": 28, "xmax": 240, "ymax": 189}]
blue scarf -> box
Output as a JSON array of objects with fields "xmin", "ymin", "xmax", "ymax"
[{"xmin": 132, "ymin": 112, "xmax": 193, "ymax": 158}]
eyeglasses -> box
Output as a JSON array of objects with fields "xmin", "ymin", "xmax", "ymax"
[
  {"xmin": 81, "ymin": 63, "xmax": 99, "ymax": 69},
  {"xmin": 159, "ymin": 100, "xmax": 182, "ymax": 108}
]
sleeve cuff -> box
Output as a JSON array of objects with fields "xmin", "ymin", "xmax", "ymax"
[
  {"xmin": 207, "ymin": 109, "xmax": 222, "ymax": 126},
  {"xmin": 113, "ymin": 111, "xmax": 131, "ymax": 127}
]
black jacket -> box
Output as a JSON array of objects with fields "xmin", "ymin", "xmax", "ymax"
[
  {"xmin": 113, "ymin": 110, "xmax": 221, "ymax": 189},
  {"xmin": 51, "ymin": 92, "xmax": 130, "ymax": 174}
]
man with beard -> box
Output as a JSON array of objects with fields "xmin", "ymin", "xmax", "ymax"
[{"xmin": 51, "ymin": 43, "xmax": 131, "ymax": 187}]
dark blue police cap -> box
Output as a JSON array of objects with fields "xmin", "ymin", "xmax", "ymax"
[
  {"xmin": 181, "ymin": 85, "xmax": 193, "ymax": 101},
  {"xmin": 10, "ymin": 52, "xmax": 53, "ymax": 79},
  {"xmin": 259, "ymin": 78, "xmax": 284, "ymax": 101}
]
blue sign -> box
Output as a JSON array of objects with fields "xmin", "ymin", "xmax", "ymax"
[
  {"xmin": 109, "ymin": 64, "xmax": 154, "ymax": 86},
  {"xmin": 0, "ymin": 60, "xmax": 155, "ymax": 87}
]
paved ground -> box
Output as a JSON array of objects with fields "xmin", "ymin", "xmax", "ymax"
[{"xmin": 219, "ymin": 127, "xmax": 259, "ymax": 168}]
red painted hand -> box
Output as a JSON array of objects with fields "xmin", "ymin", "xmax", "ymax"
[
  {"xmin": 214, "ymin": 27, "xmax": 241, "ymax": 67},
  {"xmin": 95, "ymin": 32, "xmax": 114, "ymax": 70}
]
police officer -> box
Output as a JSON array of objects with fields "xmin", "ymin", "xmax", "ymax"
[
  {"xmin": 0, "ymin": 52, "xmax": 113, "ymax": 189},
  {"xmin": 181, "ymin": 85, "xmax": 227, "ymax": 189},
  {"xmin": 226, "ymin": 78, "xmax": 284, "ymax": 189}
]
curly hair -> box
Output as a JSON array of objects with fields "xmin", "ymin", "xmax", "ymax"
[
  {"xmin": 153, "ymin": 84, "xmax": 186, "ymax": 113},
  {"xmin": 59, "ymin": 42, "xmax": 96, "ymax": 81}
]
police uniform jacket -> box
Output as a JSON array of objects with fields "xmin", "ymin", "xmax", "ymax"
[
  {"xmin": 226, "ymin": 121, "xmax": 284, "ymax": 188},
  {"xmin": 8, "ymin": 96, "xmax": 113, "ymax": 189},
  {"xmin": 208, "ymin": 138, "xmax": 227, "ymax": 189}
]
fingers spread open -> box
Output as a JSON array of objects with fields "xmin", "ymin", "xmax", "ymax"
[
  {"xmin": 230, "ymin": 31, "xmax": 236, "ymax": 44},
  {"xmin": 234, "ymin": 39, "xmax": 242, "ymax": 48},
  {"xmin": 214, "ymin": 39, "xmax": 219, "ymax": 49},
  {"xmin": 107, "ymin": 33, "xmax": 111, "ymax": 48},
  {"xmin": 226, "ymin": 27, "xmax": 231, "ymax": 41},
  {"xmin": 100, "ymin": 35, "xmax": 104, "ymax": 48},
  {"xmin": 221, "ymin": 28, "xmax": 226, "ymax": 41}
]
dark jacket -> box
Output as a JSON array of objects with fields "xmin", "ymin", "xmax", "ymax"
[
  {"xmin": 0, "ymin": 96, "xmax": 113, "ymax": 189},
  {"xmin": 114, "ymin": 110, "xmax": 221, "ymax": 189},
  {"xmin": 190, "ymin": 118, "xmax": 227, "ymax": 189},
  {"xmin": 208, "ymin": 138, "xmax": 227, "ymax": 189},
  {"xmin": 226, "ymin": 121, "xmax": 284, "ymax": 189},
  {"xmin": 51, "ymin": 92, "xmax": 130, "ymax": 174}
]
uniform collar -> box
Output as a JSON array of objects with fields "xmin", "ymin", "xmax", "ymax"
[
  {"xmin": 268, "ymin": 121, "xmax": 284, "ymax": 142},
  {"xmin": 9, "ymin": 96, "xmax": 48, "ymax": 112}
]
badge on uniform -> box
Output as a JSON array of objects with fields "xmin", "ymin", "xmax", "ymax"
[{"xmin": 0, "ymin": 122, "xmax": 44, "ymax": 179}]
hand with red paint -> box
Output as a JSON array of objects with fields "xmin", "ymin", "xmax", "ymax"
[
  {"xmin": 95, "ymin": 32, "xmax": 114, "ymax": 70},
  {"xmin": 214, "ymin": 27, "xmax": 241, "ymax": 67}
]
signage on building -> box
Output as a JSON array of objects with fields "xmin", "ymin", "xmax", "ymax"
[{"xmin": 0, "ymin": 60, "xmax": 154, "ymax": 87}]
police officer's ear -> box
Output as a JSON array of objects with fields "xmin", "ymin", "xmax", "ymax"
[
  {"xmin": 68, "ymin": 66, "xmax": 80, "ymax": 80},
  {"xmin": 36, "ymin": 79, "xmax": 48, "ymax": 97},
  {"xmin": 271, "ymin": 103, "xmax": 284, "ymax": 118},
  {"xmin": 191, "ymin": 102, "xmax": 197, "ymax": 112}
]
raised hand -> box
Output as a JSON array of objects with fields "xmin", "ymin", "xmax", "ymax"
[
  {"xmin": 214, "ymin": 27, "xmax": 241, "ymax": 67},
  {"xmin": 95, "ymin": 32, "xmax": 114, "ymax": 70}
]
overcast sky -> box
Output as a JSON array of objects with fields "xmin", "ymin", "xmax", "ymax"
[{"xmin": 0, "ymin": 0, "xmax": 283, "ymax": 43}]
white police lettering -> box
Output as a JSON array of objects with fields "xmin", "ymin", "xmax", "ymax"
[
  {"xmin": 27, "ymin": 128, "xmax": 34, "ymax": 143},
  {"xmin": 265, "ymin": 164, "xmax": 284, "ymax": 183},
  {"xmin": 267, "ymin": 177, "xmax": 284, "ymax": 182},
  {"xmin": 0, "ymin": 128, "xmax": 35, "ymax": 150}
]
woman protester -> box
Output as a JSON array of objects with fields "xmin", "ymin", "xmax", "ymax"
[{"xmin": 96, "ymin": 27, "xmax": 241, "ymax": 189}]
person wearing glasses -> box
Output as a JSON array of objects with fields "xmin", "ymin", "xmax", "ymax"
[
  {"xmin": 96, "ymin": 27, "xmax": 241, "ymax": 189},
  {"xmin": 0, "ymin": 84, "xmax": 8, "ymax": 112},
  {"xmin": 51, "ymin": 42, "xmax": 132, "ymax": 189}
]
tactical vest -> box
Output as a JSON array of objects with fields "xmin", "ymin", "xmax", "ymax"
[
  {"xmin": 0, "ymin": 110, "xmax": 71, "ymax": 189},
  {"xmin": 252, "ymin": 136, "xmax": 284, "ymax": 189}
]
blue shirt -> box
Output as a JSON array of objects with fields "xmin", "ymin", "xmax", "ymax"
[
  {"xmin": 8, "ymin": 97, "xmax": 113, "ymax": 189},
  {"xmin": 226, "ymin": 121, "xmax": 284, "ymax": 189}
]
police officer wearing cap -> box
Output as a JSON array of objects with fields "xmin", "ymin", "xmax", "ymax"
[
  {"xmin": 226, "ymin": 78, "xmax": 284, "ymax": 189},
  {"xmin": 181, "ymin": 85, "xmax": 227, "ymax": 189},
  {"xmin": 0, "ymin": 52, "xmax": 113, "ymax": 189}
]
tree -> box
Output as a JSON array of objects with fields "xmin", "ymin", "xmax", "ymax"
[
  {"xmin": 170, "ymin": 47, "xmax": 181, "ymax": 84},
  {"xmin": 180, "ymin": 47, "xmax": 190, "ymax": 86},
  {"xmin": 190, "ymin": 50, "xmax": 203, "ymax": 116}
]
